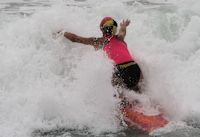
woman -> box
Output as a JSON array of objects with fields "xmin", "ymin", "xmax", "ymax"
[{"xmin": 62, "ymin": 17, "xmax": 142, "ymax": 93}]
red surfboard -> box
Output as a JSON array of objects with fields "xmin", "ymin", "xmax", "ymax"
[{"xmin": 120, "ymin": 101, "xmax": 168, "ymax": 132}]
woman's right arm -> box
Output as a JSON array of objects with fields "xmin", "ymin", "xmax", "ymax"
[{"xmin": 64, "ymin": 32, "xmax": 103, "ymax": 48}]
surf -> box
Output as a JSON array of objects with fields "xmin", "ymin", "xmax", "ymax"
[{"xmin": 0, "ymin": 0, "xmax": 200, "ymax": 137}]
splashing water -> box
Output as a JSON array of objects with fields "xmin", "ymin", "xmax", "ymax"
[{"xmin": 1, "ymin": 0, "xmax": 200, "ymax": 137}]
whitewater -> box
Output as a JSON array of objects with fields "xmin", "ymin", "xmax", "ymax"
[{"xmin": 1, "ymin": 0, "xmax": 200, "ymax": 137}]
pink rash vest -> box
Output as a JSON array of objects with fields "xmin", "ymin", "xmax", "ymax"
[{"xmin": 103, "ymin": 35, "xmax": 134, "ymax": 65}]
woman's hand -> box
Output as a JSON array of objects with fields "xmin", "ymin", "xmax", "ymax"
[
  {"xmin": 52, "ymin": 30, "xmax": 65, "ymax": 39},
  {"xmin": 120, "ymin": 19, "xmax": 130, "ymax": 28}
]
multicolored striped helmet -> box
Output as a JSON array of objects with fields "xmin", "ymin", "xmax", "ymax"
[{"xmin": 100, "ymin": 17, "xmax": 118, "ymax": 36}]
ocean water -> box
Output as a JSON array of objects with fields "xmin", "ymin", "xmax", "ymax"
[{"xmin": 1, "ymin": 0, "xmax": 200, "ymax": 137}]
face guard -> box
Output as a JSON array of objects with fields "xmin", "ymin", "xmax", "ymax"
[{"xmin": 100, "ymin": 19, "xmax": 118, "ymax": 37}]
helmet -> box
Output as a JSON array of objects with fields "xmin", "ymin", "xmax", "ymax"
[{"xmin": 100, "ymin": 17, "xmax": 118, "ymax": 37}]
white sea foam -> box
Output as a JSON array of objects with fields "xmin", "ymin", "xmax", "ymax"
[{"xmin": 0, "ymin": 0, "xmax": 200, "ymax": 137}]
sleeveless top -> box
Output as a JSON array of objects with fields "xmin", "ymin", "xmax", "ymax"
[{"xmin": 102, "ymin": 35, "xmax": 134, "ymax": 65}]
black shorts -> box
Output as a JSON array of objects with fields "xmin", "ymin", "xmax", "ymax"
[{"xmin": 112, "ymin": 61, "xmax": 141, "ymax": 91}]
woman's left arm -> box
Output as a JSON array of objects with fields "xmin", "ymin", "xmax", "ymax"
[{"xmin": 117, "ymin": 19, "xmax": 130, "ymax": 40}]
